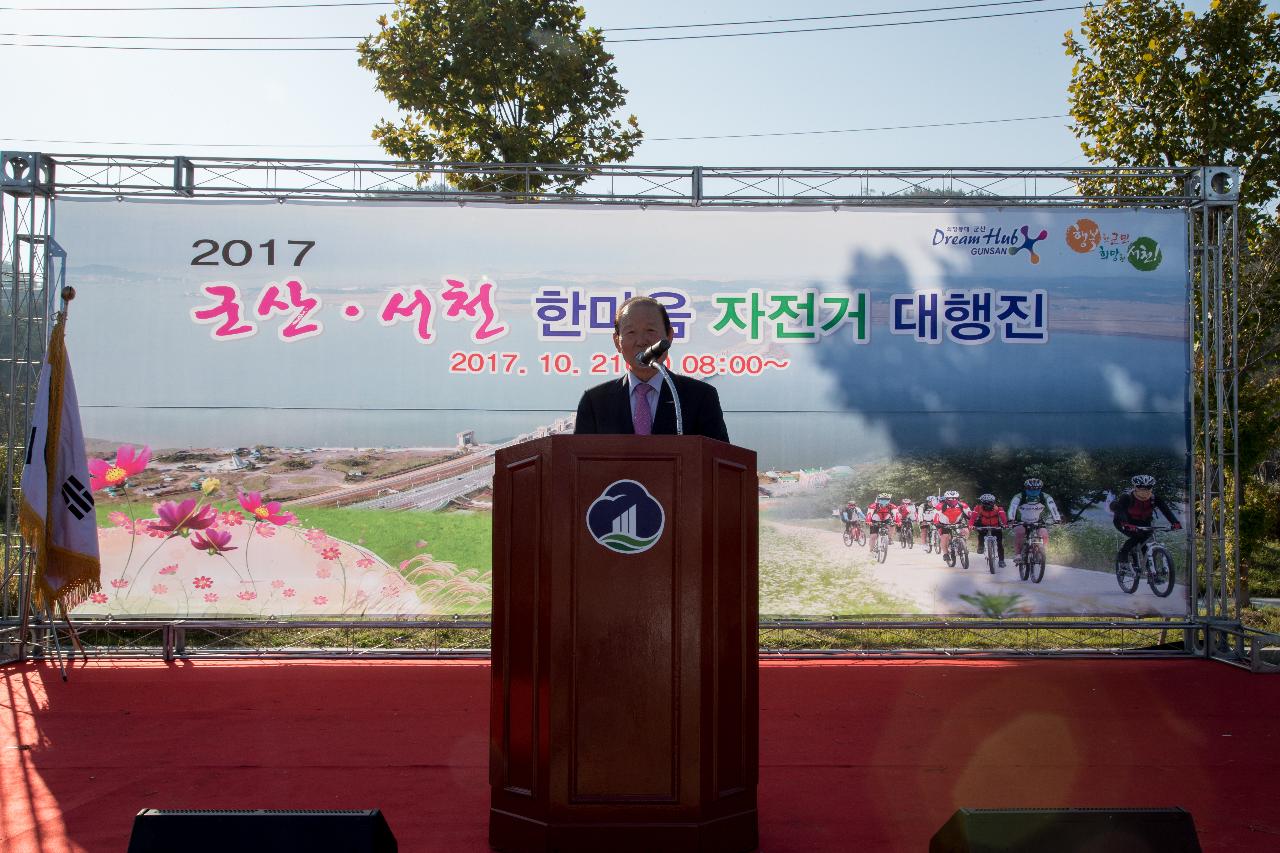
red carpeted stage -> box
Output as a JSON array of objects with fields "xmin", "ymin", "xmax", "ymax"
[{"xmin": 2, "ymin": 657, "xmax": 1277, "ymax": 852}]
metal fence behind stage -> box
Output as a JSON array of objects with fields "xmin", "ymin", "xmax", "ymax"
[{"xmin": 1, "ymin": 154, "xmax": 1269, "ymax": 667}]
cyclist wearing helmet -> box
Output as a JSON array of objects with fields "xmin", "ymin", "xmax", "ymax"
[
  {"xmin": 935, "ymin": 490, "xmax": 971, "ymax": 561},
  {"xmin": 969, "ymin": 493, "xmax": 1009, "ymax": 567},
  {"xmin": 839, "ymin": 499, "xmax": 864, "ymax": 537},
  {"xmin": 865, "ymin": 493, "xmax": 899, "ymax": 553},
  {"xmin": 919, "ymin": 495, "xmax": 940, "ymax": 528},
  {"xmin": 1008, "ymin": 478, "xmax": 1062, "ymax": 561},
  {"xmin": 1111, "ymin": 474, "xmax": 1181, "ymax": 568},
  {"xmin": 896, "ymin": 497, "xmax": 916, "ymax": 537}
]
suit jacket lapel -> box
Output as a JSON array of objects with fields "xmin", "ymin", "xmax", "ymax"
[
  {"xmin": 652, "ymin": 377, "xmax": 676, "ymax": 435},
  {"xmin": 613, "ymin": 376, "xmax": 635, "ymax": 435}
]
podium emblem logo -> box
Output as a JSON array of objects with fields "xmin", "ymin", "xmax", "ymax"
[{"xmin": 586, "ymin": 479, "xmax": 665, "ymax": 555}]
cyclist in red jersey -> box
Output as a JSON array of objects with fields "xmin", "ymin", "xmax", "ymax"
[
  {"xmin": 865, "ymin": 493, "xmax": 898, "ymax": 553},
  {"xmin": 935, "ymin": 490, "xmax": 971, "ymax": 561},
  {"xmin": 969, "ymin": 493, "xmax": 1009, "ymax": 568},
  {"xmin": 896, "ymin": 498, "xmax": 916, "ymax": 539}
]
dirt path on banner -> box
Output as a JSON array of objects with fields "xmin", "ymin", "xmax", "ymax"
[{"xmin": 766, "ymin": 520, "xmax": 1187, "ymax": 617}]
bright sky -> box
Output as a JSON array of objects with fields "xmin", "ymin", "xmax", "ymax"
[{"xmin": 0, "ymin": 0, "xmax": 1215, "ymax": 168}]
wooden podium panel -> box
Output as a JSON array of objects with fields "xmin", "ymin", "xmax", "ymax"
[{"xmin": 490, "ymin": 435, "xmax": 758, "ymax": 853}]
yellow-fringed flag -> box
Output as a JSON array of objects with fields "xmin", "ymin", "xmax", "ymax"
[{"xmin": 18, "ymin": 312, "xmax": 101, "ymax": 610}]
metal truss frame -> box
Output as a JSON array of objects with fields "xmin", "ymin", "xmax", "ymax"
[{"xmin": 1, "ymin": 154, "xmax": 1268, "ymax": 666}]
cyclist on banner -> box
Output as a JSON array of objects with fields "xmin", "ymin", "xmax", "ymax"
[
  {"xmin": 935, "ymin": 490, "xmax": 970, "ymax": 561},
  {"xmin": 919, "ymin": 495, "xmax": 940, "ymax": 527},
  {"xmin": 1111, "ymin": 474, "xmax": 1181, "ymax": 570},
  {"xmin": 839, "ymin": 500, "xmax": 864, "ymax": 539},
  {"xmin": 1008, "ymin": 478, "xmax": 1062, "ymax": 561},
  {"xmin": 970, "ymin": 493, "xmax": 1009, "ymax": 568},
  {"xmin": 865, "ymin": 493, "xmax": 898, "ymax": 554},
  {"xmin": 896, "ymin": 497, "xmax": 916, "ymax": 539},
  {"xmin": 916, "ymin": 496, "xmax": 940, "ymax": 551}
]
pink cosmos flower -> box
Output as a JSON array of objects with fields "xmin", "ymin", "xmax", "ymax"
[
  {"xmin": 236, "ymin": 591, "xmax": 257, "ymax": 601},
  {"xmin": 151, "ymin": 583, "xmax": 168, "ymax": 595},
  {"xmin": 380, "ymin": 585, "xmax": 402, "ymax": 598},
  {"xmin": 270, "ymin": 579, "xmax": 285, "ymax": 589},
  {"xmin": 254, "ymin": 524, "xmax": 276, "ymax": 539},
  {"xmin": 203, "ymin": 592, "xmax": 219, "ymax": 603},
  {"xmin": 88, "ymin": 444, "xmax": 151, "ymax": 491},
  {"xmin": 158, "ymin": 564, "xmax": 178, "ymax": 575},
  {"xmin": 108, "ymin": 511, "xmax": 133, "ymax": 530},
  {"xmin": 190, "ymin": 528, "xmax": 237, "ymax": 555},
  {"xmin": 192, "ymin": 576, "xmax": 213, "ymax": 590},
  {"xmin": 109, "ymin": 578, "xmax": 129, "ymax": 589},
  {"xmin": 151, "ymin": 499, "xmax": 217, "ymax": 537},
  {"xmin": 219, "ymin": 510, "xmax": 245, "ymax": 527},
  {"xmin": 355, "ymin": 557, "xmax": 375, "ymax": 569},
  {"xmin": 283, "ymin": 588, "xmax": 296, "ymax": 598},
  {"xmin": 321, "ymin": 546, "xmax": 340, "ymax": 561},
  {"xmin": 315, "ymin": 566, "xmax": 332, "ymax": 579},
  {"xmin": 237, "ymin": 491, "xmax": 296, "ymax": 527},
  {"xmin": 304, "ymin": 528, "xmax": 327, "ymax": 542},
  {"xmin": 313, "ymin": 595, "xmax": 328, "ymax": 605},
  {"xmin": 89, "ymin": 592, "xmax": 108, "ymax": 604}
]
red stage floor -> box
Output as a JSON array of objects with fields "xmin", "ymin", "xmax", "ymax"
[{"xmin": 2, "ymin": 657, "xmax": 1278, "ymax": 852}]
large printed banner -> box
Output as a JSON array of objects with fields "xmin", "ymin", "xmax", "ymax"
[{"xmin": 56, "ymin": 199, "xmax": 1190, "ymax": 619}]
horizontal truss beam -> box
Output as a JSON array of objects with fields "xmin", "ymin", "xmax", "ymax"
[{"xmin": 32, "ymin": 154, "xmax": 1211, "ymax": 207}]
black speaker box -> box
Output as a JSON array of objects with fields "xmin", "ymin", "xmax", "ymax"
[
  {"xmin": 127, "ymin": 808, "xmax": 397, "ymax": 853},
  {"xmin": 930, "ymin": 807, "xmax": 1201, "ymax": 853}
]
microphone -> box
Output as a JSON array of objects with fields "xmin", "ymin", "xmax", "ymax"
[{"xmin": 638, "ymin": 338, "xmax": 671, "ymax": 367}]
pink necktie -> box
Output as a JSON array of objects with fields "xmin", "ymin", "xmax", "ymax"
[{"xmin": 632, "ymin": 383, "xmax": 653, "ymax": 435}]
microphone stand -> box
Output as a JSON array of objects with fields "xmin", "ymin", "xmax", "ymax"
[
  {"xmin": 652, "ymin": 359, "xmax": 684, "ymax": 436},
  {"xmin": 640, "ymin": 339, "xmax": 683, "ymax": 436}
]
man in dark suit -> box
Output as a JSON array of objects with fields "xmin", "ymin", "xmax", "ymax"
[{"xmin": 574, "ymin": 295, "xmax": 729, "ymax": 442}]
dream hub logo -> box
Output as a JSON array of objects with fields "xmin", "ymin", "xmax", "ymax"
[
  {"xmin": 586, "ymin": 479, "xmax": 666, "ymax": 555},
  {"xmin": 931, "ymin": 224, "xmax": 1048, "ymax": 264}
]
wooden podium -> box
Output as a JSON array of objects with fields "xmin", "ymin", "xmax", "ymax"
[{"xmin": 489, "ymin": 435, "xmax": 759, "ymax": 853}]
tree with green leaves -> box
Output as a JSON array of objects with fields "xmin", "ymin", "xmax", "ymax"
[
  {"xmin": 357, "ymin": 0, "xmax": 642, "ymax": 194},
  {"xmin": 1064, "ymin": 0, "xmax": 1280, "ymax": 232}
]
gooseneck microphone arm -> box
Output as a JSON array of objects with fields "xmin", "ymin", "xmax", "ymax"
[{"xmin": 638, "ymin": 338, "xmax": 683, "ymax": 436}]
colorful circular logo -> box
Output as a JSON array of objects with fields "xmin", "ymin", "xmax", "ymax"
[
  {"xmin": 1127, "ymin": 237, "xmax": 1163, "ymax": 272},
  {"xmin": 1065, "ymin": 218, "xmax": 1102, "ymax": 253},
  {"xmin": 586, "ymin": 479, "xmax": 665, "ymax": 555}
]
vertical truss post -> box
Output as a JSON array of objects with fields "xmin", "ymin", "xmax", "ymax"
[
  {"xmin": 1190, "ymin": 167, "xmax": 1241, "ymax": 660},
  {"xmin": 1, "ymin": 152, "xmax": 55, "ymax": 661}
]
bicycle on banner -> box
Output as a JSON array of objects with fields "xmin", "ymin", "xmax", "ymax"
[
  {"xmin": 870, "ymin": 518, "xmax": 895, "ymax": 564},
  {"xmin": 1114, "ymin": 525, "xmax": 1177, "ymax": 597},
  {"xmin": 939, "ymin": 523, "xmax": 970, "ymax": 569},
  {"xmin": 973, "ymin": 526, "xmax": 1005, "ymax": 574},
  {"xmin": 1012, "ymin": 519, "xmax": 1050, "ymax": 583}
]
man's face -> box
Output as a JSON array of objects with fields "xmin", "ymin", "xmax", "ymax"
[
  {"xmin": 1135, "ymin": 486, "xmax": 1153, "ymax": 500},
  {"xmin": 614, "ymin": 303, "xmax": 672, "ymax": 375}
]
